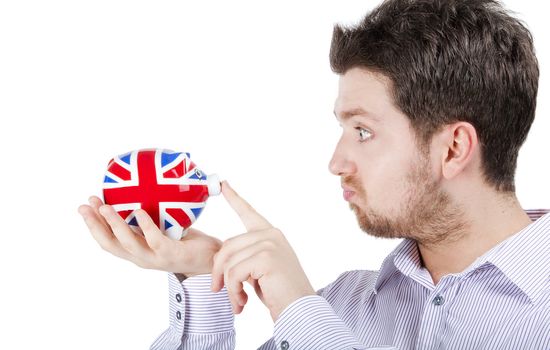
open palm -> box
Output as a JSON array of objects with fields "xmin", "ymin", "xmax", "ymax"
[{"xmin": 78, "ymin": 196, "xmax": 222, "ymax": 277}]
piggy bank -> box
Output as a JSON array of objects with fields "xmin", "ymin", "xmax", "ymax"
[{"xmin": 102, "ymin": 148, "xmax": 220, "ymax": 240}]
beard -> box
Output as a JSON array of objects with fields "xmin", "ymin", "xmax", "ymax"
[{"xmin": 345, "ymin": 151, "xmax": 468, "ymax": 246}]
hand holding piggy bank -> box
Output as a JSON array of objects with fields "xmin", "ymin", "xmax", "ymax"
[{"xmin": 102, "ymin": 148, "xmax": 220, "ymax": 240}]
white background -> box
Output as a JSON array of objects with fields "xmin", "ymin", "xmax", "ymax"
[{"xmin": 0, "ymin": 1, "xmax": 548, "ymax": 349}]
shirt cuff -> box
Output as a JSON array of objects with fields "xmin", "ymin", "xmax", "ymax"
[
  {"xmin": 168, "ymin": 273, "xmax": 234, "ymax": 334},
  {"xmin": 273, "ymin": 295, "xmax": 364, "ymax": 349}
]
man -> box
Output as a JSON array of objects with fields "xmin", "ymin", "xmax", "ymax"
[{"xmin": 78, "ymin": 0, "xmax": 549, "ymax": 349}]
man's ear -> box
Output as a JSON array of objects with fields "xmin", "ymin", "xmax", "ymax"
[{"xmin": 436, "ymin": 122, "xmax": 479, "ymax": 180}]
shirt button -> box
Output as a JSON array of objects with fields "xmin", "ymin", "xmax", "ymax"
[
  {"xmin": 280, "ymin": 340, "xmax": 289, "ymax": 350},
  {"xmin": 432, "ymin": 295, "xmax": 445, "ymax": 306},
  {"xmin": 176, "ymin": 311, "xmax": 181, "ymax": 320},
  {"xmin": 176, "ymin": 293, "xmax": 182, "ymax": 303}
]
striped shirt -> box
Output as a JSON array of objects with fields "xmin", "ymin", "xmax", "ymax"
[{"xmin": 150, "ymin": 209, "xmax": 550, "ymax": 350}]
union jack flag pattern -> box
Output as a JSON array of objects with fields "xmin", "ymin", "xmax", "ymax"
[{"xmin": 102, "ymin": 148, "xmax": 220, "ymax": 240}]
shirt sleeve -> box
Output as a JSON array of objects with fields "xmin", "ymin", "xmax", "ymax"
[
  {"xmin": 270, "ymin": 294, "xmax": 366, "ymax": 349},
  {"xmin": 257, "ymin": 272, "xmax": 368, "ymax": 350},
  {"xmin": 150, "ymin": 273, "xmax": 235, "ymax": 350}
]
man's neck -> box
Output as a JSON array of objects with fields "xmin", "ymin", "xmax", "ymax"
[{"xmin": 417, "ymin": 194, "xmax": 532, "ymax": 286}]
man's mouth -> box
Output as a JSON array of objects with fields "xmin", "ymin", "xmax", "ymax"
[{"xmin": 343, "ymin": 189, "xmax": 355, "ymax": 201}]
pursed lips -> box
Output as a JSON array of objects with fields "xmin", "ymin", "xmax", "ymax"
[{"xmin": 342, "ymin": 185, "xmax": 355, "ymax": 201}]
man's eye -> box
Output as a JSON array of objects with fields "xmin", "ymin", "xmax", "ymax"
[{"xmin": 356, "ymin": 127, "xmax": 373, "ymax": 142}]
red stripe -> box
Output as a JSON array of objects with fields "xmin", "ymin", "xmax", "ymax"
[
  {"xmin": 163, "ymin": 159, "xmax": 185, "ymax": 178},
  {"xmin": 109, "ymin": 161, "xmax": 131, "ymax": 181},
  {"xmin": 166, "ymin": 208, "xmax": 192, "ymax": 228},
  {"xmin": 117, "ymin": 210, "xmax": 133, "ymax": 220}
]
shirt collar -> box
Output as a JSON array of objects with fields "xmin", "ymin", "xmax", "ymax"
[
  {"xmin": 373, "ymin": 209, "xmax": 550, "ymax": 303},
  {"xmin": 485, "ymin": 210, "xmax": 550, "ymax": 303},
  {"xmin": 373, "ymin": 238, "xmax": 417, "ymax": 294}
]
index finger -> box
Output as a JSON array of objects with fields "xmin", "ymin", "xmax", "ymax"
[{"xmin": 222, "ymin": 181, "xmax": 272, "ymax": 232}]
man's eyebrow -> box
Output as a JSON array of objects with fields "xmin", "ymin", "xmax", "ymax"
[{"xmin": 333, "ymin": 108, "xmax": 378, "ymax": 122}]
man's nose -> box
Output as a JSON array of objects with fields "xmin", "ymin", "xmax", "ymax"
[{"xmin": 328, "ymin": 139, "xmax": 356, "ymax": 176}]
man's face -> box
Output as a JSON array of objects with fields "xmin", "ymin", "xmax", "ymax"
[{"xmin": 330, "ymin": 68, "xmax": 463, "ymax": 244}]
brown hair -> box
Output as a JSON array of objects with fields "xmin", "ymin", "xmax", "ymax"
[{"xmin": 330, "ymin": 0, "xmax": 539, "ymax": 192}]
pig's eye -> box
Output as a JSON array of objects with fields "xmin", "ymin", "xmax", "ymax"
[{"xmin": 194, "ymin": 168, "xmax": 203, "ymax": 178}]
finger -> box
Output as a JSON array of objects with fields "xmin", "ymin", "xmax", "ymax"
[
  {"xmin": 226, "ymin": 279, "xmax": 247, "ymax": 313},
  {"xmin": 226, "ymin": 271, "xmax": 253, "ymax": 309},
  {"xmin": 238, "ymin": 289, "xmax": 248, "ymax": 307},
  {"xmin": 88, "ymin": 195, "xmax": 109, "ymax": 228},
  {"xmin": 224, "ymin": 254, "xmax": 264, "ymax": 311},
  {"xmin": 211, "ymin": 231, "xmax": 267, "ymax": 292},
  {"xmin": 221, "ymin": 181, "xmax": 272, "ymax": 232},
  {"xmin": 78, "ymin": 204, "xmax": 134, "ymax": 260},
  {"xmin": 98, "ymin": 205, "xmax": 152, "ymax": 258},
  {"xmin": 228, "ymin": 289, "xmax": 246, "ymax": 314},
  {"xmin": 134, "ymin": 209, "xmax": 168, "ymax": 252}
]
